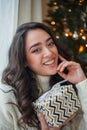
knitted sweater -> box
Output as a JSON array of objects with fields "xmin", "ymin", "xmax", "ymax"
[{"xmin": 0, "ymin": 78, "xmax": 87, "ymax": 130}]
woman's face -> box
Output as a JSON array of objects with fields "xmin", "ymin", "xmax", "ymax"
[{"xmin": 25, "ymin": 29, "xmax": 58, "ymax": 76}]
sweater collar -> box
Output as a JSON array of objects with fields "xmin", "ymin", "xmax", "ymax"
[{"xmin": 36, "ymin": 75, "xmax": 50, "ymax": 95}]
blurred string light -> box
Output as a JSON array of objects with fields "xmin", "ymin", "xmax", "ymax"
[
  {"xmin": 45, "ymin": 0, "xmax": 87, "ymax": 76},
  {"xmin": 50, "ymin": 0, "xmax": 87, "ymax": 52},
  {"xmin": 79, "ymin": 45, "xmax": 84, "ymax": 53},
  {"xmin": 79, "ymin": 0, "xmax": 85, "ymax": 5},
  {"xmin": 51, "ymin": 21, "xmax": 56, "ymax": 25},
  {"xmin": 53, "ymin": 2, "xmax": 57, "ymax": 6},
  {"xmin": 79, "ymin": 0, "xmax": 84, "ymax": 3},
  {"xmin": 68, "ymin": 9, "xmax": 72, "ymax": 12},
  {"xmin": 56, "ymin": 35, "xmax": 60, "ymax": 39},
  {"xmin": 50, "ymin": 19, "xmax": 87, "ymax": 41},
  {"xmin": 82, "ymin": 35, "xmax": 86, "ymax": 40},
  {"xmin": 73, "ymin": 31, "xmax": 79, "ymax": 39},
  {"xmin": 50, "ymin": 23, "xmax": 86, "ymax": 41}
]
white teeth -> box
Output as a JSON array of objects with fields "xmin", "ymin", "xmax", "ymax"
[{"xmin": 44, "ymin": 60, "xmax": 54, "ymax": 65}]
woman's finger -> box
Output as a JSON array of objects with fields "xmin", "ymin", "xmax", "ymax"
[
  {"xmin": 57, "ymin": 61, "xmax": 77, "ymax": 72},
  {"xmin": 57, "ymin": 71, "xmax": 67, "ymax": 79},
  {"xmin": 38, "ymin": 113, "xmax": 48, "ymax": 130},
  {"xmin": 57, "ymin": 61, "xmax": 67, "ymax": 72},
  {"xmin": 58, "ymin": 54, "xmax": 67, "ymax": 62}
]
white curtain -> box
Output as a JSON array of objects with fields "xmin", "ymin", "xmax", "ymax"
[
  {"xmin": 18, "ymin": 0, "xmax": 42, "ymax": 25},
  {"xmin": 0, "ymin": 0, "xmax": 19, "ymax": 78},
  {"xmin": 31, "ymin": 0, "xmax": 42, "ymax": 22},
  {"xmin": 0, "ymin": 0, "xmax": 42, "ymax": 80}
]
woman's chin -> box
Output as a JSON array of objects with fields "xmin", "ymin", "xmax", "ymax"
[{"xmin": 46, "ymin": 69, "xmax": 58, "ymax": 76}]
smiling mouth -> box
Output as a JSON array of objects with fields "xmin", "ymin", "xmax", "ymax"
[{"xmin": 44, "ymin": 59, "xmax": 55, "ymax": 65}]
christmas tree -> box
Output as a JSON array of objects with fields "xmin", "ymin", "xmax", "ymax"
[{"xmin": 44, "ymin": 0, "xmax": 87, "ymax": 76}]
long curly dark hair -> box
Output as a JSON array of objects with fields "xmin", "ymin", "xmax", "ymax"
[{"xmin": 1, "ymin": 22, "xmax": 72, "ymax": 129}]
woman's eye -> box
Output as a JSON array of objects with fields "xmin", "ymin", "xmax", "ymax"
[
  {"xmin": 31, "ymin": 48, "xmax": 41, "ymax": 53},
  {"xmin": 48, "ymin": 42, "xmax": 54, "ymax": 47}
]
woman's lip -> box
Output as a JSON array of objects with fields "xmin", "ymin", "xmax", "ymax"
[
  {"xmin": 43, "ymin": 59, "xmax": 55, "ymax": 65},
  {"xmin": 43, "ymin": 59, "xmax": 57, "ymax": 68}
]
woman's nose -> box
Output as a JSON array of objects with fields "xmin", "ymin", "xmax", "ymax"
[{"xmin": 43, "ymin": 48, "xmax": 52, "ymax": 58}]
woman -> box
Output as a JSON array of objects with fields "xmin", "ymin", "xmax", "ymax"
[{"xmin": 0, "ymin": 22, "xmax": 87, "ymax": 130}]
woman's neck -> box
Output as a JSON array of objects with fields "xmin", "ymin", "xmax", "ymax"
[{"xmin": 36, "ymin": 75, "xmax": 50, "ymax": 95}]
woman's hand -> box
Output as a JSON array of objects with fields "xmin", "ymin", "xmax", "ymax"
[
  {"xmin": 38, "ymin": 113, "xmax": 60, "ymax": 130},
  {"xmin": 57, "ymin": 55, "xmax": 86, "ymax": 84}
]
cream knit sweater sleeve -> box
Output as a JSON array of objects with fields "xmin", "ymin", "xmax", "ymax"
[
  {"xmin": 0, "ymin": 83, "xmax": 22, "ymax": 130},
  {"xmin": 0, "ymin": 82, "xmax": 37, "ymax": 130},
  {"xmin": 76, "ymin": 79, "xmax": 87, "ymax": 130}
]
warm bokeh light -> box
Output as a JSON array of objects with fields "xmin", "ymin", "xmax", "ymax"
[
  {"xmin": 53, "ymin": 2, "xmax": 57, "ymax": 5},
  {"xmin": 68, "ymin": 9, "xmax": 72, "ymax": 12},
  {"xmin": 56, "ymin": 35, "xmax": 60, "ymax": 39},
  {"xmin": 68, "ymin": 31, "xmax": 73, "ymax": 36},
  {"xmin": 51, "ymin": 21, "xmax": 56, "ymax": 25},
  {"xmin": 80, "ymin": 29, "xmax": 84, "ymax": 33},
  {"xmin": 79, "ymin": 0, "xmax": 84, "ymax": 3},
  {"xmin": 82, "ymin": 35, "xmax": 86, "ymax": 40},
  {"xmin": 64, "ymin": 32, "xmax": 69, "ymax": 37},
  {"xmin": 79, "ymin": 45, "xmax": 84, "ymax": 53}
]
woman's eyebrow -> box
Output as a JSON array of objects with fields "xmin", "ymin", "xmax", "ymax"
[
  {"xmin": 46, "ymin": 37, "xmax": 52, "ymax": 42},
  {"xmin": 29, "ymin": 37, "xmax": 52, "ymax": 50},
  {"xmin": 29, "ymin": 43, "xmax": 41, "ymax": 50}
]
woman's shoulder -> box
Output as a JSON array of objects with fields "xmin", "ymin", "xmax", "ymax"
[
  {"xmin": 0, "ymin": 81, "xmax": 22, "ymax": 129},
  {"xmin": 0, "ymin": 81, "xmax": 16, "ymax": 103}
]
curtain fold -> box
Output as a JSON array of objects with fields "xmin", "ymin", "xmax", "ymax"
[
  {"xmin": 18, "ymin": 0, "xmax": 42, "ymax": 25},
  {"xmin": 0, "ymin": 0, "xmax": 42, "ymax": 79},
  {"xmin": 0, "ymin": 0, "xmax": 19, "ymax": 78}
]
